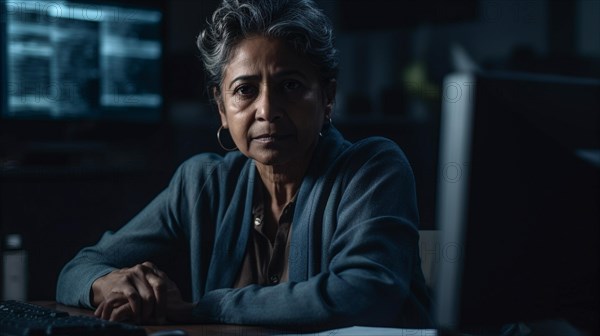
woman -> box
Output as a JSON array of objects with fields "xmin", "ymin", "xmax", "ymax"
[{"xmin": 57, "ymin": 0, "xmax": 431, "ymax": 329}]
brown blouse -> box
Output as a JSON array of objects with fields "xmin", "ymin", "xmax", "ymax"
[{"xmin": 233, "ymin": 182, "xmax": 295, "ymax": 287}]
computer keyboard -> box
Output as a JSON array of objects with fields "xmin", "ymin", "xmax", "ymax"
[{"xmin": 0, "ymin": 300, "xmax": 146, "ymax": 335}]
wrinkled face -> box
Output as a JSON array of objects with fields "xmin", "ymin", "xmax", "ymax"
[{"xmin": 216, "ymin": 36, "xmax": 334, "ymax": 166}]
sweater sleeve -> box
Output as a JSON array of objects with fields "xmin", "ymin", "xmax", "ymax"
[
  {"xmin": 55, "ymin": 156, "xmax": 207, "ymax": 309},
  {"xmin": 192, "ymin": 139, "xmax": 430, "ymax": 329}
]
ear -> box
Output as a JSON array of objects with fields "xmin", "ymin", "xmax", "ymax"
[
  {"xmin": 214, "ymin": 87, "xmax": 228, "ymax": 128},
  {"xmin": 323, "ymin": 79, "xmax": 337, "ymax": 117}
]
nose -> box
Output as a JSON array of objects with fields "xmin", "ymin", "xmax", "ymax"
[{"xmin": 255, "ymin": 85, "xmax": 283, "ymax": 122}]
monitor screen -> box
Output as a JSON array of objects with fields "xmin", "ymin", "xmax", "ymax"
[
  {"xmin": 434, "ymin": 71, "xmax": 600, "ymax": 334},
  {"xmin": 2, "ymin": 0, "xmax": 163, "ymax": 122}
]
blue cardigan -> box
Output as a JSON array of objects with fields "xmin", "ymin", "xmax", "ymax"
[{"xmin": 56, "ymin": 125, "xmax": 431, "ymax": 328}]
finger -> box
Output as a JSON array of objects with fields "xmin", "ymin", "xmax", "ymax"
[
  {"xmin": 110, "ymin": 302, "xmax": 135, "ymax": 323},
  {"xmin": 131, "ymin": 269, "xmax": 157, "ymax": 322},
  {"xmin": 100, "ymin": 294, "xmax": 125, "ymax": 320},
  {"xmin": 146, "ymin": 272, "xmax": 168, "ymax": 324},
  {"xmin": 119, "ymin": 286, "xmax": 142, "ymax": 324},
  {"xmin": 141, "ymin": 261, "xmax": 158, "ymax": 273},
  {"xmin": 94, "ymin": 301, "xmax": 104, "ymax": 317},
  {"xmin": 100, "ymin": 298, "xmax": 115, "ymax": 321}
]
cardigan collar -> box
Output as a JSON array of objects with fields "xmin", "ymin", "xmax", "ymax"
[{"xmin": 288, "ymin": 124, "xmax": 350, "ymax": 280}]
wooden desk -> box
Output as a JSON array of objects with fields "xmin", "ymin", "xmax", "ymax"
[{"xmin": 36, "ymin": 301, "xmax": 281, "ymax": 336}]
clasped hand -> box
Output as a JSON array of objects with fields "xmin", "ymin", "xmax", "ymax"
[{"xmin": 91, "ymin": 261, "xmax": 194, "ymax": 324}]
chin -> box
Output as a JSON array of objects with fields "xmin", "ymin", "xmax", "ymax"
[
  {"xmin": 253, "ymin": 155, "xmax": 288, "ymax": 166},
  {"xmin": 250, "ymin": 150, "xmax": 293, "ymax": 167}
]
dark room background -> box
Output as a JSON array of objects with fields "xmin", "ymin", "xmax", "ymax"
[{"xmin": 1, "ymin": 0, "xmax": 599, "ymax": 301}]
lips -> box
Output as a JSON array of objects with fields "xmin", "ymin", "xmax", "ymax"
[{"xmin": 252, "ymin": 133, "xmax": 291, "ymax": 142}]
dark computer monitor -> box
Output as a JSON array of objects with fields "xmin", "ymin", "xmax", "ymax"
[
  {"xmin": 0, "ymin": 0, "xmax": 166, "ymax": 167},
  {"xmin": 434, "ymin": 71, "xmax": 599, "ymax": 334}
]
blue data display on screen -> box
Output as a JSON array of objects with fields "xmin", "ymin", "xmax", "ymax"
[{"xmin": 3, "ymin": 1, "xmax": 163, "ymax": 122}]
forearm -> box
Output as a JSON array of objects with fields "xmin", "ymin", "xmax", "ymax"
[
  {"xmin": 192, "ymin": 265, "xmax": 407, "ymax": 328},
  {"xmin": 56, "ymin": 254, "xmax": 116, "ymax": 308}
]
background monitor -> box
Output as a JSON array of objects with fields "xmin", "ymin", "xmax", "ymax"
[
  {"xmin": 2, "ymin": 0, "xmax": 163, "ymax": 122},
  {"xmin": 434, "ymin": 71, "xmax": 599, "ymax": 334},
  {"xmin": 0, "ymin": 0, "xmax": 166, "ymax": 169}
]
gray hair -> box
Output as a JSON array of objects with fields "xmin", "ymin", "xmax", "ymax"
[{"xmin": 197, "ymin": 0, "xmax": 338, "ymax": 94}]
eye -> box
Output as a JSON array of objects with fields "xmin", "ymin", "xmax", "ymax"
[
  {"xmin": 233, "ymin": 84, "xmax": 257, "ymax": 98},
  {"xmin": 283, "ymin": 80, "xmax": 302, "ymax": 92}
]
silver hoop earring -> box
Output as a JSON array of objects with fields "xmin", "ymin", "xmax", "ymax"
[
  {"xmin": 319, "ymin": 116, "xmax": 332, "ymax": 137},
  {"xmin": 217, "ymin": 126, "xmax": 237, "ymax": 151}
]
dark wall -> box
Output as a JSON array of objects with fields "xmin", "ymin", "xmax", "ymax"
[{"xmin": 1, "ymin": 169, "xmax": 170, "ymax": 300}]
